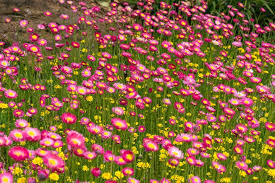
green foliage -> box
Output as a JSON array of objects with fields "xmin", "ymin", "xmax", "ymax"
[{"xmin": 206, "ymin": 0, "xmax": 274, "ymax": 25}]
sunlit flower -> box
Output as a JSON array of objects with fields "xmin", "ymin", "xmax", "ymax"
[{"xmin": 8, "ymin": 146, "xmax": 29, "ymax": 161}]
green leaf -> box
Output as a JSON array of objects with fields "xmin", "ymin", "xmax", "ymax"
[{"xmin": 259, "ymin": 0, "xmax": 274, "ymax": 14}]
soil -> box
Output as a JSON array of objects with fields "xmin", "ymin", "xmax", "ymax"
[{"xmin": 0, "ymin": 0, "xmax": 114, "ymax": 46}]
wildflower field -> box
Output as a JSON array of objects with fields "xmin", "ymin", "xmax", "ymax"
[{"xmin": 0, "ymin": 0, "xmax": 274, "ymax": 182}]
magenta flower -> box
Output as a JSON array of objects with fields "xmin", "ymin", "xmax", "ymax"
[
  {"xmin": 61, "ymin": 112, "xmax": 77, "ymax": 124},
  {"xmin": 8, "ymin": 146, "xmax": 29, "ymax": 161},
  {"xmin": 4, "ymin": 89, "xmax": 17, "ymax": 99},
  {"xmin": 19, "ymin": 20, "xmax": 28, "ymax": 27},
  {"xmin": 91, "ymin": 167, "xmax": 101, "ymax": 177},
  {"xmin": 0, "ymin": 173, "xmax": 13, "ymax": 183},
  {"xmin": 111, "ymin": 118, "xmax": 128, "ymax": 130}
]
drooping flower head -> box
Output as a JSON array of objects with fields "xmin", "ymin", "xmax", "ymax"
[{"xmin": 91, "ymin": 167, "xmax": 101, "ymax": 177}]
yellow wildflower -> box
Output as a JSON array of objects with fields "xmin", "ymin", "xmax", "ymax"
[
  {"xmin": 102, "ymin": 172, "xmax": 112, "ymax": 180},
  {"xmin": 49, "ymin": 173, "xmax": 59, "ymax": 181}
]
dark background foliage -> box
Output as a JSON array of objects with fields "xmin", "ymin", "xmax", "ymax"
[{"xmin": 122, "ymin": 0, "xmax": 274, "ymax": 27}]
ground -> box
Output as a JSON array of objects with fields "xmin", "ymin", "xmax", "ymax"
[{"xmin": 0, "ymin": 0, "xmax": 114, "ymax": 46}]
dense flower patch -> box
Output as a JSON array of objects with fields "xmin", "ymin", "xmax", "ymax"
[{"xmin": 0, "ymin": 0, "xmax": 274, "ymax": 182}]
